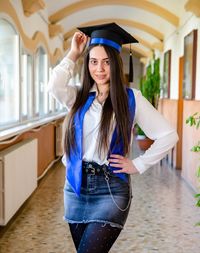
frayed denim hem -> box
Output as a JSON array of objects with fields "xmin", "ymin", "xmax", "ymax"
[{"xmin": 63, "ymin": 217, "xmax": 123, "ymax": 229}]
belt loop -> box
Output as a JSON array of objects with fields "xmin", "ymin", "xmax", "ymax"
[{"xmin": 91, "ymin": 167, "xmax": 95, "ymax": 175}]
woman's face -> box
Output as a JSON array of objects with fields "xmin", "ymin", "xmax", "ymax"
[{"xmin": 88, "ymin": 46, "xmax": 110, "ymax": 86}]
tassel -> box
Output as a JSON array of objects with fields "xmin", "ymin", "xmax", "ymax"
[{"xmin": 128, "ymin": 45, "xmax": 133, "ymax": 83}]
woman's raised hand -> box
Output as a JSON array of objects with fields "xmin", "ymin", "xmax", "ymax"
[{"xmin": 67, "ymin": 32, "xmax": 88, "ymax": 62}]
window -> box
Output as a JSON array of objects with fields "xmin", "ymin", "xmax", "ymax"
[
  {"xmin": 48, "ymin": 67, "xmax": 55, "ymax": 113},
  {"xmin": 0, "ymin": 19, "xmax": 20, "ymax": 129},
  {"xmin": 35, "ymin": 47, "xmax": 48, "ymax": 117},
  {"xmin": 49, "ymin": 61, "xmax": 66, "ymax": 113},
  {"xmin": 183, "ymin": 29, "xmax": 197, "ymax": 99},
  {"xmin": 0, "ymin": 19, "xmax": 65, "ymax": 133},
  {"xmin": 162, "ymin": 50, "xmax": 171, "ymax": 98},
  {"xmin": 21, "ymin": 50, "xmax": 33, "ymax": 119}
]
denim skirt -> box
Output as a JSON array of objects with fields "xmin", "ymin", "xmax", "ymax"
[{"xmin": 63, "ymin": 161, "xmax": 132, "ymax": 229}]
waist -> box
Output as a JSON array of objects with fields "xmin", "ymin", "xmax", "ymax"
[{"xmin": 82, "ymin": 161, "xmax": 110, "ymax": 175}]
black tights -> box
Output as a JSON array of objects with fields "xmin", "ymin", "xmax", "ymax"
[{"xmin": 69, "ymin": 222, "xmax": 122, "ymax": 253}]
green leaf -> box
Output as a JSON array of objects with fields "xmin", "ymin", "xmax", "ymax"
[
  {"xmin": 186, "ymin": 118, "xmax": 189, "ymax": 124},
  {"xmin": 191, "ymin": 145, "xmax": 200, "ymax": 152},
  {"xmin": 196, "ymin": 167, "xmax": 200, "ymax": 178},
  {"xmin": 195, "ymin": 199, "xmax": 200, "ymax": 207},
  {"xmin": 191, "ymin": 118, "xmax": 196, "ymax": 126},
  {"xmin": 185, "ymin": 112, "xmax": 200, "ymax": 224},
  {"xmin": 195, "ymin": 222, "xmax": 200, "ymax": 226},
  {"xmin": 191, "ymin": 146, "xmax": 198, "ymax": 152},
  {"xmin": 196, "ymin": 120, "xmax": 200, "ymax": 129},
  {"xmin": 186, "ymin": 116, "xmax": 192, "ymax": 125}
]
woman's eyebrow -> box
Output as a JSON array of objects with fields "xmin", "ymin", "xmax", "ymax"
[{"xmin": 89, "ymin": 57, "xmax": 109, "ymax": 60}]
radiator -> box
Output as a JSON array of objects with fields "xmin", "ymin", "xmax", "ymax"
[{"xmin": 0, "ymin": 138, "xmax": 38, "ymax": 225}]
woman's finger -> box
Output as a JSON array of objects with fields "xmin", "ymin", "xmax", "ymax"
[
  {"xmin": 109, "ymin": 154, "xmax": 124, "ymax": 159},
  {"xmin": 109, "ymin": 163, "xmax": 123, "ymax": 168},
  {"xmin": 113, "ymin": 169, "xmax": 125, "ymax": 173},
  {"xmin": 108, "ymin": 158, "xmax": 124, "ymax": 164}
]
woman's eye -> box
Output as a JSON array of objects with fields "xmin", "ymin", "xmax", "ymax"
[
  {"xmin": 89, "ymin": 59, "xmax": 97, "ymax": 65},
  {"xmin": 104, "ymin": 60, "xmax": 110, "ymax": 65}
]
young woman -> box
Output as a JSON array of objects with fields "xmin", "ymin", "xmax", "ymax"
[{"xmin": 48, "ymin": 23, "xmax": 178, "ymax": 253}]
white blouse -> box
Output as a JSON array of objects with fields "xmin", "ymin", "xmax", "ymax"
[{"xmin": 48, "ymin": 57, "xmax": 178, "ymax": 174}]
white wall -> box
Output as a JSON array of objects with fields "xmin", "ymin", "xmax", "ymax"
[
  {"xmin": 10, "ymin": 0, "xmax": 63, "ymax": 55},
  {"xmin": 164, "ymin": 14, "xmax": 200, "ymax": 99}
]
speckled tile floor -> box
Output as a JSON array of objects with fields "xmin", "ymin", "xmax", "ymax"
[{"xmin": 0, "ymin": 156, "xmax": 200, "ymax": 252}]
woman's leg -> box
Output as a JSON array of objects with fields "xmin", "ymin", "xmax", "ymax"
[
  {"xmin": 69, "ymin": 223, "xmax": 87, "ymax": 250},
  {"xmin": 77, "ymin": 222, "xmax": 122, "ymax": 253}
]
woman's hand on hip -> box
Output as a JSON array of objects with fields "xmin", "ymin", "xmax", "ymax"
[
  {"xmin": 108, "ymin": 154, "xmax": 139, "ymax": 175},
  {"xmin": 67, "ymin": 32, "xmax": 88, "ymax": 62}
]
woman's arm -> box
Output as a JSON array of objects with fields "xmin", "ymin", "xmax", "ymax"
[
  {"xmin": 48, "ymin": 32, "xmax": 88, "ymax": 110},
  {"xmin": 108, "ymin": 89, "xmax": 178, "ymax": 175},
  {"xmin": 48, "ymin": 57, "xmax": 78, "ymax": 110},
  {"xmin": 132, "ymin": 89, "xmax": 179, "ymax": 174}
]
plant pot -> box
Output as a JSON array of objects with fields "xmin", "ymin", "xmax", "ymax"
[{"xmin": 136, "ymin": 135, "xmax": 154, "ymax": 151}]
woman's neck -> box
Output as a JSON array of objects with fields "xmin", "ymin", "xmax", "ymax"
[
  {"xmin": 96, "ymin": 83, "xmax": 110, "ymax": 97},
  {"xmin": 96, "ymin": 83, "xmax": 110, "ymax": 104}
]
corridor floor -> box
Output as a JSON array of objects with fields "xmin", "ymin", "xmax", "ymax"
[{"xmin": 0, "ymin": 160, "xmax": 200, "ymax": 253}]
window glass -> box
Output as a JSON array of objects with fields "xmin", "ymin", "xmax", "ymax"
[
  {"xmin": 0, "ymin": 19, "xmax": 19, "ymax": 129},
  {"xmin": 55, "ymin": 101, "xmax": 63, "ymax": 111},
  {"xmin": 48, "ymin": 61, "xmax": 66, "ymax": 114},
  {"xmin": 35, "ymin": 47, "xmax": 48, "ymax": 117},
  {"xmin": 162, "ymin": 50, "xmax": 171, "ymax": 98},
  {"xmin": 21, "ymin": 51, "xmax": 33, "ymax": 119},
  {"xmin": 183, "ymin": 30, "xmax": 197, "ymax": 99},
  {"xmin": 48, "ymin": 67, "xmax": 55, "ymax": 113}
]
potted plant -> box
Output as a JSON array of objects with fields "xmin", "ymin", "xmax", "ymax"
[
  {"xmin": 135, "ymin": 55, "xmax": 160, "ymax": 150},
  {"xmin": 135, "ymin": 124, "xmax": 154, "ymax": 151},
  {"xmin": 186, "ymin": 112, "xmax": 200, "ymax": 226},
  {"xmin": 139, "ymin": 57, "xmax": 160, "ymax": 109}
]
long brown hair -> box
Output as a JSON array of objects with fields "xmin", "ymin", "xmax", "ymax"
[{"xmin": 65, "ymin": 44, "xmax": 132, "ymax": 158}]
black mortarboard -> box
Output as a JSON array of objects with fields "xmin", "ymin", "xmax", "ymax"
[{"xmin": 77, "ymin": 22, "xmax": 138, "ymax": 82}]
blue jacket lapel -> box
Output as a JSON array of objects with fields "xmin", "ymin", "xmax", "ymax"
[
  {"xmin": 66, "ymin": 92, "xmax": 96, "ymax": 196},
  {"xmin": 108, "ymin": 88, "xmax": 136, "ymax": 182}
]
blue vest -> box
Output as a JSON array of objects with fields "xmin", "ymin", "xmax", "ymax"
[{"xmin": 66, "ymin": 88, "xmax": 136, "ymax": 196}]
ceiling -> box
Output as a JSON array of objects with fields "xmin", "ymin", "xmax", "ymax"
[{"xmin": 44, "ymin": 0, "xmax": 191, "ymax": 59}]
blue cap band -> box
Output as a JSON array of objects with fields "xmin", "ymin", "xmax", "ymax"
[{"xmin": 90, "ymin": 38, "xmax": 121, "ymax": 52}]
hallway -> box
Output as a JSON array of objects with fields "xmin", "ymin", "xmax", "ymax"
[
  {"xmin": 0, "ymin": 159, "xmax": 199, "ymax": 253},
  {"xmin": 1, "ymin": 1, "xmax": 200, "ymax": 252}
]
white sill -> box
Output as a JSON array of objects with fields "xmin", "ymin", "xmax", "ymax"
[{"xmin": 0, "ymin": 112, "xmax": 66, "ymax": 142}]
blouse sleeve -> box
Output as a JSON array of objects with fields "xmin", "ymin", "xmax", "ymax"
[
  {"xmin": 47, "ymin": 57, "xmax": 79, "ymax": 110},
  {"xmin": 132, "ymin": 89, "xmax": 179, "ymax": 174}
]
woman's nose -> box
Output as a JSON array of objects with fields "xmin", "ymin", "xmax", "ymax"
[{"xmin": 96, "ymin": 62, "xmax": 104, "ymax": 71}]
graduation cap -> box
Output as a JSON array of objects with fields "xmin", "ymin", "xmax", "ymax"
[{"xmin": 77, "ymin": 22, "xmax": 138, "ymax": 82}]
